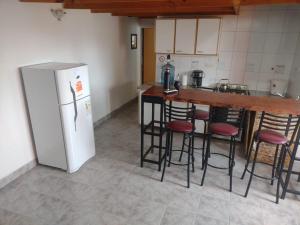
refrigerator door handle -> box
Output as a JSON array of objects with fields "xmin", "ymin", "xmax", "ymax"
[{"xmin": 70, "ymin": 82, "xmax": 78, "ymax": 131}]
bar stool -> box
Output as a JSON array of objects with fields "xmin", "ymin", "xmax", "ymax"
[
  {"xmin": 161, "ymin": 101, "xmax": 196, "ymax": 188},
  {"xmin": 179, "ymin": 108, "xmax": 209, "ymax": 169},
  {"xmin": 201, "ymin": 106, "xmax": 245, "ymax": 192},
  {"xmin": 241, "ymin": 112, "xmax": 299, "ymax": 203},
  {"xmin": 277, "ymin": 117, "xmax": 300, "ymax": 203}
]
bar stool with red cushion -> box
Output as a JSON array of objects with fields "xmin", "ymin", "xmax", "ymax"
[
  {"xmin": 241, "ymin": 112, "xmax": 300, "ymax": 203},
  {"xmin": 278, "ymin": 116, "xmax": 300, "ymax": 203},
  {"xmin": 201, "ymin": 106, "xmax": 246, "ymax": 192},
  {"xmin": 179, "ymin": 108, "xmax": 209, "ymax": 168},
  {"xmin": 161, "ymin": 102, "xmax": 196, "ymax": 188}
]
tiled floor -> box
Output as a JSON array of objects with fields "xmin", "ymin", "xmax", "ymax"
[{"xmin": 1, "ymin": 101, "xmax": 300, "ymax": 225}]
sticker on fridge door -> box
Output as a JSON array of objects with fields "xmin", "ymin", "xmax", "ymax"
[
  {"xmin": 85, "ymin": 100, "xmax": 91, "ymax": 113},
  {"xmin": 75, "ymin": 80, "xmax": 83, "ymax": 96}
]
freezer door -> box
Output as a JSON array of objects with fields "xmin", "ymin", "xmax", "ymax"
[
  {"xmin": 60, "ymin": 96, "xmax": 96, "ymax": 173},
  {"xmin": 55, "ymin": 65, "xmax": 91, "ymax": 105}
]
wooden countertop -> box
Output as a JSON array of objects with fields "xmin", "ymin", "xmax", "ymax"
[{"xmin": 142, "ymin": 85, "xmax": 300, "ymax": 115}]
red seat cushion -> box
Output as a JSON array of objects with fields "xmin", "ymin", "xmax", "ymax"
[
  {"xmin": 257, "ymin": 130, "xmax": 288, "ymax": 145},
  {"xmin": 210, "ymin": 122, "xmax": 239, "ymax": 137},
  {"xmin": 188, "ymin": 110, "xmax": 209, "ymax": 121},
  {"xmin": 167, "ymin": 120, "xmax": 193, "ymax": 133},
  {"xmin": 194, "ymin": 110, "xmax": 209, "ymax": 121}
]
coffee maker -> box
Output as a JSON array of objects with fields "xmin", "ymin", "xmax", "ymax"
[{"xmin": 191, "ymin": 70, "xmax": 204, "ymax": 88}]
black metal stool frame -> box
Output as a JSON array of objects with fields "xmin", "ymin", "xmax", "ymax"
[
  {"xmin": 179, "ymin": 105, "xmax": 208, "ymax": 169},
  {"xmin": 201, "ymin": 106, "xmax": 246, "ymax": 192},
  {"xmin": 161, "ymin": 101, "xmax": 196, "ymax": 188},
  {"xmin": 277, "ymin": 116, "xmax": 300, "ymax": 203},
  {"xmin": 241, "ymin": 112, "xmax": 299, "ymax": 203}
]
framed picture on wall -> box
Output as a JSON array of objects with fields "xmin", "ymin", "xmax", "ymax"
[{"xmin": 131, "ymin": 34, "xmax": 137, "ymax": 49}]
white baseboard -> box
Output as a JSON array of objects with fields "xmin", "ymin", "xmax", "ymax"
[
  {"xmin": 0, "ymin": 160, "xmax": 37, "ymax": 189},
  {"xmin": 94, "ymin": 97, "xmax": 137, "ymax": 128},
  {"xmin": 0, "ymin": 97, "xmax": 138, "ymax": 189}
]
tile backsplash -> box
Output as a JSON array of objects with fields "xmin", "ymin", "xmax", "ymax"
[
  {"xmin": 156, "ymin": 5, "xmax": 300, "ymax": 91},
  {"xmin": 287, "ymin": 30, "xmax": 300, "ymax": 98}
]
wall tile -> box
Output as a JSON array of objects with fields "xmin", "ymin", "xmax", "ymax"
[
  {"xmin": 231, "ymin": 53, "xmax": 247, "ymax": 72},
  {"xmin": 245, "ymin": 53, "xmax": 263, "ymax": 72},
  {"xmin": 260, "ymin": 54, "xmax": 277, "ymax": 73},
  {"xmin": 248, "ymin": 33, "xmax": 266, "ymax": 53},
  {"xmin": 257, "ymin": 72, "xmax": 276, "ymax": 91},
  {"xmin": 286, "ymin": 5, "xmax": 300, "ymax": 10},
  {"xmin": 257, "ymin": 79, "xmax": 271, "ymax": 91},
  {"xmin": 230, "ymin": 71, "xmax": 245, "ymax": 83},
  {"xmin": 267, "ymin": 10, "xmax": 286, "ymax": 32},
  {"xmin": 217, "ymin": 52, "xmax": 233, "ymax": 71},
  {"xmin": 219, "ymin": 32, "xmax": 235, "ymax": 51},
  {"xmin": 279, "ymin": 33, "xmax": 299, "ymax": 54},
  {"xmin": 221, "ymin": 16, "xmax": 237, "ymax": 32},
  {"xmin": 273, "ymin": 73, "xmax": 290, "ymax": 80},
  {"xmin": 230, "ymin": 53, "xmax": 247, "ymax": 82},
  {"xmin": 283, "ymin": 11, "xmax": 300, "ymax": 32},
  {"xmin": 263, "ymin": 33, "xmax": 281, "ymax": 54},
  {"xmin": 251, "ymin": 11, "xmax": 269, "ymax": 32},
  {"xmin": 216, "ymin": 70, "xmax": 230, "ymax": 81},
  {"xmin": 280, "ymin": 54, "xmax": 294, "ymax": 75},
  {"xmin": 270, "ymin": 5, "xmax": 289, "ymax": 10},
  {"xmin": 234, "ymin": 32, "xmax": 250, "ymax": 52},
  {"xmin": 244, "ymin": 72, "xmax": 258, "ymax": 90},
  {"xmin": 259, "ymin": 72, "xmax": 274, "ymax": 81},
  {"xmin": 237, "ymin": 11, "xmax": 253, "ymax": 31}
]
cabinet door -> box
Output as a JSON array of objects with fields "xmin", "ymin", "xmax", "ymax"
[
  {"xmin": 196, "ymin": 18, "xmax": 221, "ymax": 55},
  {"xmin": 155, "ymin": 19, "xmax": 175, "ymax": 53},
  {"xmin": 175, "ymin": 19, "xmax": 197, "ymax": 54}
]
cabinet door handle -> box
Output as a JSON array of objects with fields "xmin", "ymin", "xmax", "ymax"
[{"xmin": 176, "ymin": 50, "xmax": 183, "ymax": 53}]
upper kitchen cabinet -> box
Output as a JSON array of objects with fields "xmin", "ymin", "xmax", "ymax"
[
  {"xmin": 196, "ymin": 18, "xmax": 221, "ymax": 55},
  {"xmin": 155, "ymin": 19, "xmax": 175, "ymax": 54},
  {"xmin": 175, "ymin": 19, "xmax": 197, "ymax": 54}
]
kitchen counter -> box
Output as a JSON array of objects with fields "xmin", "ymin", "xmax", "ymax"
[{"xmin": 142, "ymin": 85, "xmax": 300, "ymax": 115}]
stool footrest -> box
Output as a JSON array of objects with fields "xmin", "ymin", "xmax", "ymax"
[
  {"xmin": 207, "ymin": 152, "xmax": 235, "ymax": 170},
  {"xmin": 244, "ymin": 161, "xmax": 278, "ymax": 181}
]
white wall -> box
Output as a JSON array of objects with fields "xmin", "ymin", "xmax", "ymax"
[
  {"xmin": 0, "ymin": 1, "xmax": 140, "ymax": 181},
  {"xmin": 287, "ymin": 34, "xmax": 300, "ymax": 98},
  {"xmin": 156, "ymin": 5, "xmax": 300, "ymax": 91}
]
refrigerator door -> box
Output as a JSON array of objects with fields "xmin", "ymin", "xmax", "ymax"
[
  {"xmin": 60, "ymin": 96, "xmax": 96, "ymax": 173},
  {"xmin": 55, "ymin": 65, "xmax": 91, "ymax": 105}
]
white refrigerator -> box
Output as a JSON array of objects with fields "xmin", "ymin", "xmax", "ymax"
[{"xmin": 22, "ymin": 62, "xmax": 96, "ymax": 173}]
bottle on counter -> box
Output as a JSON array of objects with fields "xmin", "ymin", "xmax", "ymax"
[
  {"xmin": 161, "ymin": 54, "xmax": 175, "ymax": 86},
  {"xmin": 174, "ymin": 74, "xmax": 181, "ymax": 91},
  {"xmin": 163, "ymin": 68, "xmax": 171, "ymax": 90}
]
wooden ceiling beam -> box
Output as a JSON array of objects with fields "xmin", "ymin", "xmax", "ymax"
[
  {"xmin": 109, "ymin": 10, "xmax": 236, "ymax": 17},
  {"xmin": 20, "ymin": 0, "xmax": 63, "ymax": 2},
  {"xmin": 241, "ymin": 0, "xmax": 300, "ymax": 4},
  {"xmin": 91, "ymin": 6, "xmax": 235, "ymax": 14},
  {"xmin": 64, "ymin": 0, "xmax": 235, "ymax": 9},
  {"xmin": 92, "ymin": 7, "xmax": 236, "ymax": 17}
]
